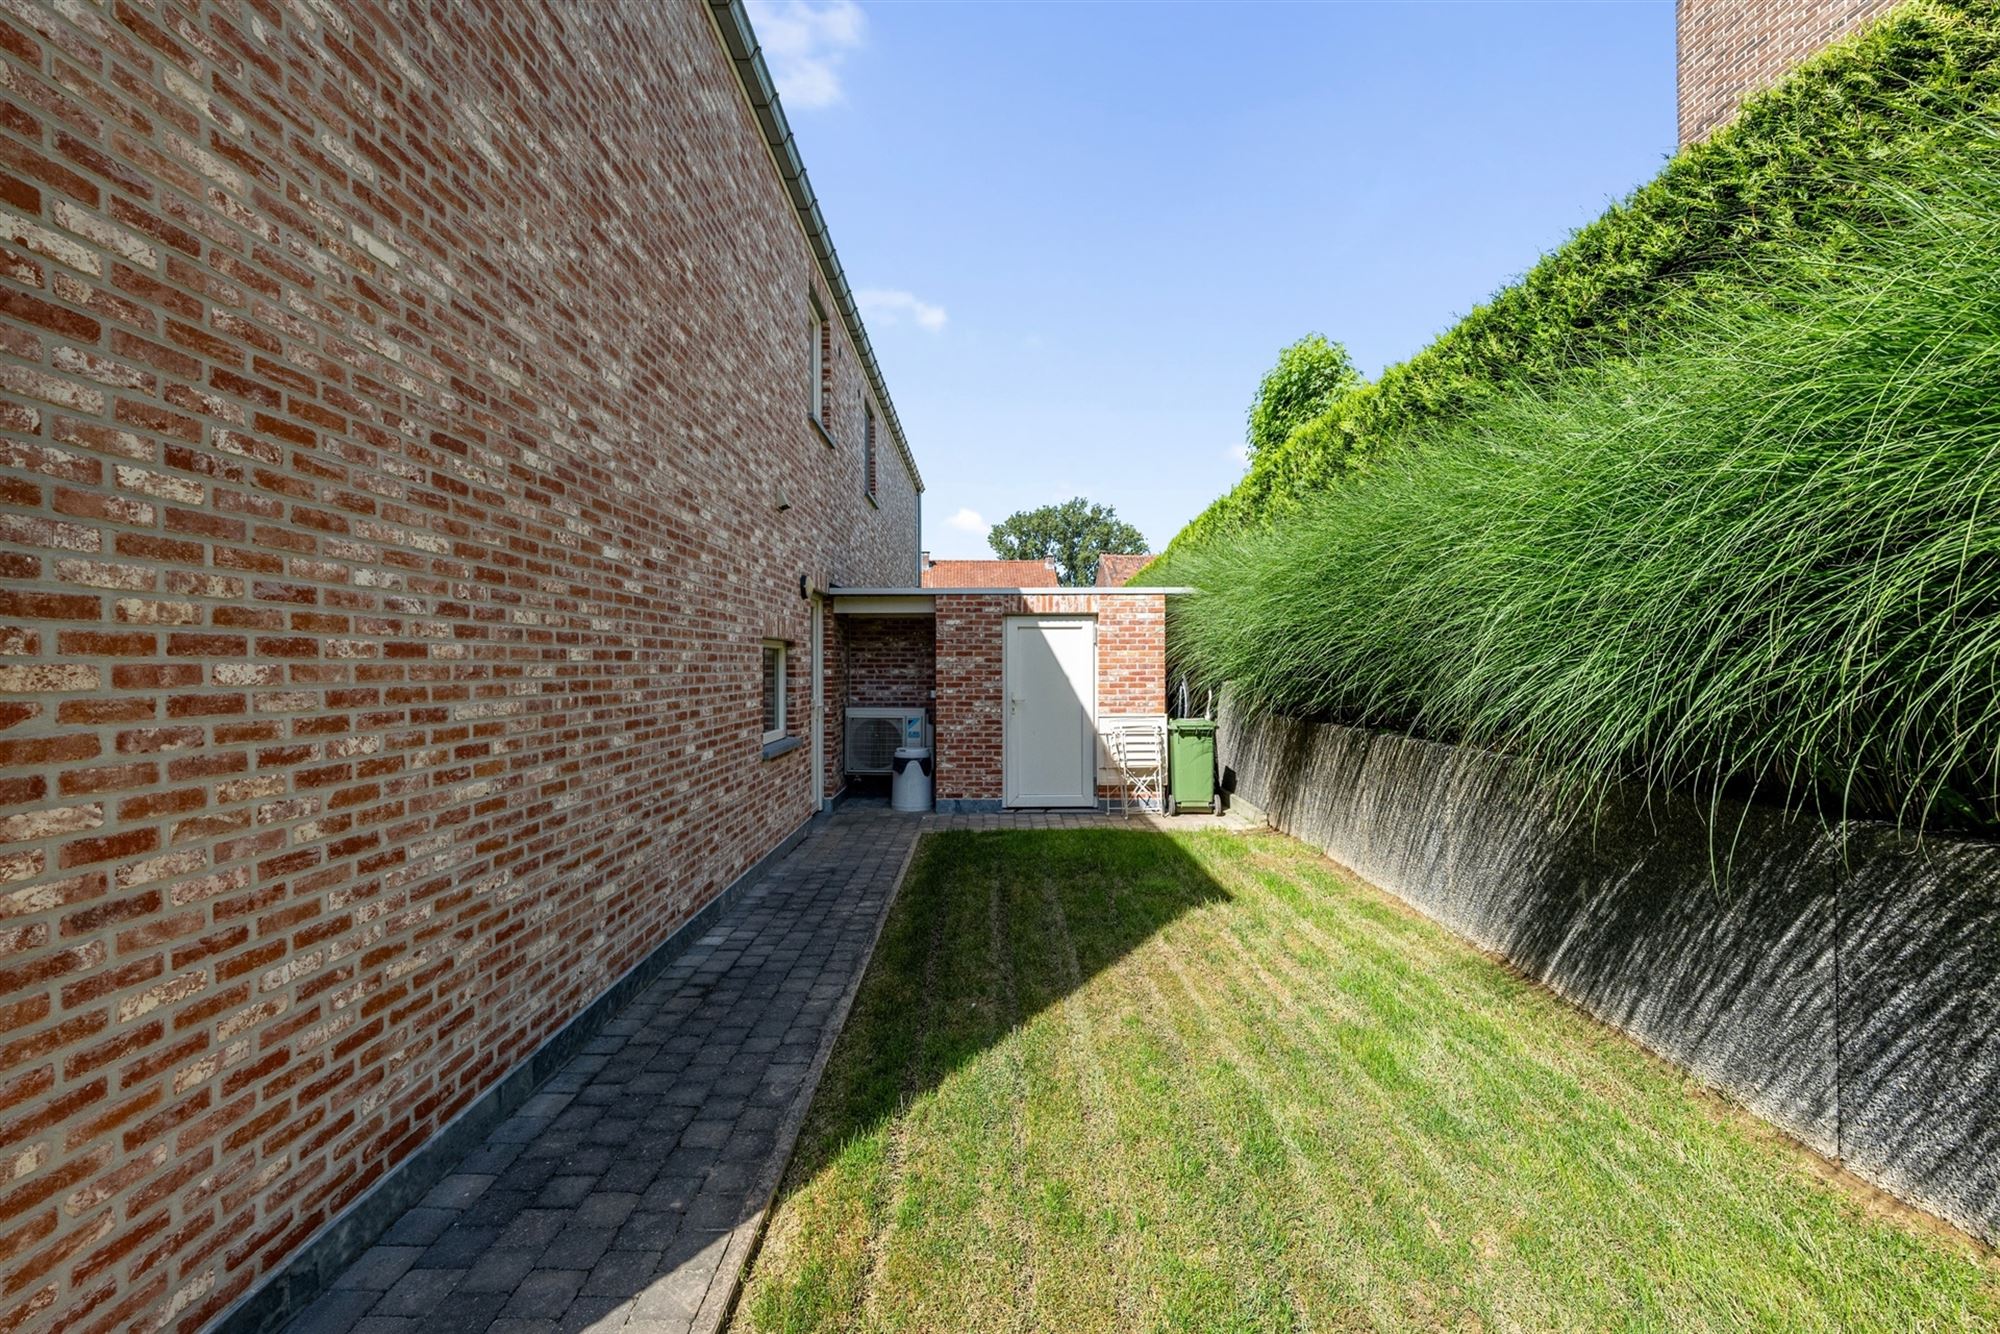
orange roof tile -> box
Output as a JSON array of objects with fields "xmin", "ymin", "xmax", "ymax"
[{"xmin": 920, "ymin": 558, "xmax": 1061, "ymax": 587}]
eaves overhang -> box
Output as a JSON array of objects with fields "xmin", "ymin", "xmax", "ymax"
[{"xmin": 706, "ymin": 0, "xmax": 925, "ymax": 493}]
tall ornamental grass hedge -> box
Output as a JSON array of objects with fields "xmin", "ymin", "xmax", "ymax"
[
  {"xmin": 1157, "ymin": 0, "xmax": 2000, "ymax": 564},
  {"xmin": 1171, "ymin": 130, "xmax": 2000, "ymax": 832}
]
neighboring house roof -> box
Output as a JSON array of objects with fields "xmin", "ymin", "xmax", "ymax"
[
  {"xmin": 1095, "ymin": 553, "xmax": 1155, "ymax": 587},
  {"xmin": 921, "ymin": 559, "xmax": 1061, "ymax": 588},
  {"xmin": 705, "ymin": 1, "xmax": 922, "ymax": 492}
]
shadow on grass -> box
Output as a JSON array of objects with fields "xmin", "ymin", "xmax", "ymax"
[
  {"xmin": 266, "ymin": 818, "xmax": 1224, "ymax": 1334},
  {"xmin": 765, "ymin": 824, "xmax": 1231, "ymax": 1225}
]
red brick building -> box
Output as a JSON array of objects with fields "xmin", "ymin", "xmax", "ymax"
[
  {"xmin": 1677, "ymin": 0, "xmax": 1900, "ymax": 143},
  {"xmin": 836, "ymin": 586, "xmax": 1169, "ymax": 811},
  {"xmin": 1093, "ymin": 553, "xmax": 1153, "ymax": 588},
  {"xmin": 0, "ymin": 2, "xmax": 923, "ymax": 1330}
]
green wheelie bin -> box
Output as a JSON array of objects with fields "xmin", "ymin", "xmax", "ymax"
[{"xmin": 1166, "ymin": 718, "xmax": 1221, "ymax": 816}]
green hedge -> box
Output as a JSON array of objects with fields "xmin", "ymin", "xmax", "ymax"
[
  {"xmin": 1152, "ymin": 0, "xmax": 2000, "ymax": 573},
  {"xmin": 1170, "ymin": 121, "xmax": 2000, "ymax": 832}
]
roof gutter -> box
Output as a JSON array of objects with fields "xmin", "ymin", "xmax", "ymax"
[{"xmin": 706, "ymin": 0, "xmax": 924, "ymax": 493}]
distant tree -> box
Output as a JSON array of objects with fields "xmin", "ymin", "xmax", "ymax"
[
  {"xmin": 988, "ymin": 498, "xmax": 1148, "ymax": 587},
  {"xmin": 1246, "ymin": 333, "xmax": 1361, "ymax": 457}
]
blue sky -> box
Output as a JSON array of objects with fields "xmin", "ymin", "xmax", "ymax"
[{"xmin": 744, "ymin": 1, "xmax": 1679, "ymax": 559}]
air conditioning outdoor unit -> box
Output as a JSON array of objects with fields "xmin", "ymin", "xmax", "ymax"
[{"xmin": 845, "ymin": 708, "xmax": 929, "ymax": 775}]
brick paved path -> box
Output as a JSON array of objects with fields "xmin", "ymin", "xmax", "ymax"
[{"xmin": 283, "ymin": 805, "xmax": 920, "ymax": 1334}]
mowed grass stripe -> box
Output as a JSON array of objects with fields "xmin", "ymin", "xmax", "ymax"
[
  {"xmin": 1169, "ymin": 841, "xmax": 1637, "ymax": 1328},
  {"xmin": 735, "ymin": 828, "xmax": 2000, "ymax": 1333},
  {"xmin": 1129, "ymin": 911, "xmax": 1381, "ymax": 1327},
  {"xmin": 1076, "ymin": 851, "xmax": 1317, "ymax": 1330},
  {"xmin": 1018, "ymin": 867, "xmax": 1133, "ymax": 1330},
  {"xmin": 867, "ymin": 840, "xmax": 1023, "ymax": 1328},
  {"xmin": 1193, "ymin": 832, "xmax": 1998, "ymax": 1330},
  {"xmin": 1181, "ymin": 833, "xmax": 1984, "ymax": 1330},
  {"xmin": 1171, "ymin": 856, "xmax": 1552, "ymax": 1325}
]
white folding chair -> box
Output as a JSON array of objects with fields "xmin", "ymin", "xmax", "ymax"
[{"xmin": 1109, "ymin": 719, "xmax": 1166, "ymax": 816}]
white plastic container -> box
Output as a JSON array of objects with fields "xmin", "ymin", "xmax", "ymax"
[{"xmin": 891, "ymin": 746, "xmax": 933, "ymax": 812}]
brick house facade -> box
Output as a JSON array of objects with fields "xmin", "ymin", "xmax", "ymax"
[
  {"xmin": 1677, "ymin": 0, "xmax": 1900, "ymax": 143},
  {"xmin": 1093, "ymin": 553, "xmax": 1153, "ymax": 588},
  {"xmin": 0, "ymin": 3, "xmax": 918, "ymax": 1331}
]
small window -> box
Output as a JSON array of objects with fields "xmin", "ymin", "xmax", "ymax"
[
  {"xmin": 808, "ymin": 299, "xmax": 827, "ymax": 428},
  {"xmin": 761, "ymin": 641, "xmax": 787, "ymax": 742},
  {"xmin": 863, "ymin": 402, "xmax": 877, "ymax": 498}
]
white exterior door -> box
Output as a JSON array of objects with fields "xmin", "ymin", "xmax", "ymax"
[{"xmin": 1004, "ymin": 616, "xmax": 1097, "ymax": 808}]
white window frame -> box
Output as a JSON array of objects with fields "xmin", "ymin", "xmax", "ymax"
[{"xmin": 761, "ymin": 640, "xmax": 788, "ymax": 743}]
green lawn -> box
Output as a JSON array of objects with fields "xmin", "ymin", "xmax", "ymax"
[{"xmin": 734, "ymin": 828, "xmax": 1999, "ymax": 1332}]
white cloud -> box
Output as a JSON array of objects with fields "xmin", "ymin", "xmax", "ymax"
[
  {"xmin": 855, "ymin": 288, "xmax": 948, "ymax": 334},
  {"xmin": 947, "ymin": 507, "xmax": 988, "ymax": 535},
  {"xmin": 745, "ymin": 0, "xmax": 865, "ymax": 110},
  {"xmin": 1227, "ymin": 442, "xmax": 1252, "ymax": 471}
]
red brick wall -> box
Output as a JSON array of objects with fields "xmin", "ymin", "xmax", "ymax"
[
  {"xmin": 843, "ymin": 617, "xmax": 933, "ymax": 712},
  {"xmin": 934, "ymin": 595, "xmax": 1005, "ymax": 802},
  {"xmin": 0, "ymin": 3, "xmax": 918, "ymax": 1330},
  {"xmin": 823, "ymin": 608, "xmax": 848, "ymax": 802},
  {"xmin": 1677, "ymin": 0, "xmax": 1898, "ymax": 144},
  {"xmin": 933, "ymin": 593, "xmax": 1165, "ymax": 802},
  {"xmin": 1097, "ymin": 595, "xmax": 1168, "ymax": 718}
]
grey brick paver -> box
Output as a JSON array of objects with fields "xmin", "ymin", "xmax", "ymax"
[
  {"xmin": 416, "ymin": 1291, "xmax": 511, "ymax": 1333},
  {"xmin": 371, "ymin": 1267, "xmax": 465, "ymax": 1317},
  {"xmin": 421, "ymin": 1223, "xmax": 501, "ymax": 1269},
  {"xmin": 421, "ymin": 1173, "xmax": 498, "ymax": 1210},
  {"xmin": 497, "ymin": 1209, "xmax": 571, "ymax": 1252},
  {"xmin": 541, "ymin": 1226, "xmax": 615, "ymax": 1271},
  {"xmin": 575, "ymin": 1192, "xmax": 641, "ymax": 1229},
  {"xmin": 378, "ymin": 1207, "xmax": 459, "ymax": 1248},
  {"xmin": 286, "ymin": 804, "xmax": 921, "ymax": 1333},
  {"xmin": 287, "ymin": 1290, "xmax": 381, "ymax": 1334},
  {"xmin": 582, "ymin": 1250, "xmax": 665, "ymax": 1296},
  {"xmin": 615, "ymin": 1212, "xmax": 684, "ymax": 1251},
  {"xmin": 558, "ymin": 1297, "xmax": 635, "ymax": 1332},
  {"xmin": 460, "ymin": 1247, "xmax": 544, "ymax": 1294},
  {"xmin": 502, "ymin": 1269, "xmax": 588, "ymax": 1318},
  {"xmin": 536, "ymin": 1176, "xmax": 598, "ymax": 1209},
  {"xmin": 328, "ymin": 1246, "xmax": 425, "ymax": 1292}
]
